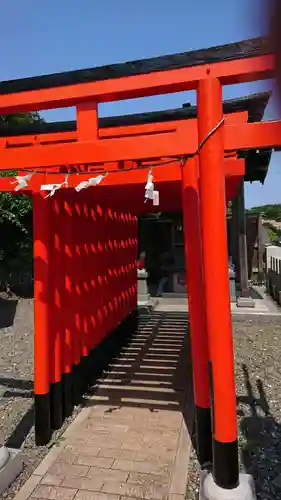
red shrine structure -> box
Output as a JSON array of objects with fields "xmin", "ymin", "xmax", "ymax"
[{"xmin": 0, "ymin": 36, "xmax": 280, "ymax": 496}]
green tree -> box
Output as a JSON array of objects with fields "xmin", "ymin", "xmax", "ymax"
[
  {"xmin": 247, "ymin": 204, "xmax": 281, "ymax": 221},
  {"xmin": 0, "ymin": 111, "xmax": 41, "ymax": 126},
  {"xmin": 0, "ymin": 112, "xmax": 42, "ymax": 262},
  {"xmin": 265, "ymin": 224, "xmax": 278, "ymax": 243}
]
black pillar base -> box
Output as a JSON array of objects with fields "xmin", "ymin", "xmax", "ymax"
[
  {"xmin": 34, "ymin": 393, "xmax": 51, "ymax": 446},
  {"xmin": 213, "ymin": 439, "xmax": 239, "ymax": 489},
  {"xmin": 62, "ymin": 371, "xmax": 74, "ymax": 417},
  {"xmin": 79, "ymin": 355, "xmax": 91, "ymax": 393},
  {"xmin": 50, "ymin": 380, "xmax": 63, "ymax": 430},
  {"xmin": 72, "ymin": 363, "xmax": 83, "ymax": 406},
  {"xmin": 195, "ymin": 406, "xmax": 213, "ymax": 467}
]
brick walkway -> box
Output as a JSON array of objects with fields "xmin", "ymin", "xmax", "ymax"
[{"xmin": 14, "ymin": 312, "xmax": 194, "ymax": 500}]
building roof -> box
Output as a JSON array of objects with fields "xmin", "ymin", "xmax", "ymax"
[{"xmin": 0, "ymin": 91, "xmax": 271, "ymax": 137}]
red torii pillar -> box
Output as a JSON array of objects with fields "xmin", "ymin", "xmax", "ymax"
[
  {"xmin": 182, "ymin": 157, "xmax": 212, "ymax": 467},
  {"xmin": 33, "ymin": 192, "xmax": 52, "ymax": 445},
  {"xmin": 198, "ymin": 78, "xmax": 239, "ymax": 490},
  {"xmin": 49, "ymin": 197, "xmax": 63, "ymax": 430}
]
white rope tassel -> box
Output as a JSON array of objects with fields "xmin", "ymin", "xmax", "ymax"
[
  {"xmin": 75, "ymin": 173, "xmax": 107, "ymax": 192},
  {"xmin": 144, "ymin": 169, "xmax": 154, "ymax": 202},
  {"xmin": 153, "ymin": 190, "xmax": 159, "ymax": 206},
  {"xmin": 40, "ymin": 174, "xmax": 69, "ymax": 198},
  {"xmin": 75, "ymin": 180, "xmax": 89, "ymax": 192},
  {"xmin": 11, "ymin": 172, "xmax": 34, "ymax": 191}
]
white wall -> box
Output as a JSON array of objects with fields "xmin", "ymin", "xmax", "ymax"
[{"xmin": 265, "ymin": 245, "xmax": 281, "ymax": 304}]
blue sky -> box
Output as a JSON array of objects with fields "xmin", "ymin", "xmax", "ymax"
[{"xmin": 1, "ymin": 0, "xmax": 280, "ymax": 208}]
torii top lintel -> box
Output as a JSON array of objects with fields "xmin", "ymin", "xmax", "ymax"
[{"xmin": 0, "ymin": 36, "xmax": 273, "ymax": 114}]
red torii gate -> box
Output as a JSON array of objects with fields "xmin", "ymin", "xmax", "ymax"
[
  {"xmin": 0, "ymin": 36, "xmax": 280, "ymax": 497},
  {"xmin": 0, "ymin": 102, "xmax": 267, "ymax": 212},
  {"xmin": 0, "ymin": 111, "xmax": 247, "ymax": 212}
]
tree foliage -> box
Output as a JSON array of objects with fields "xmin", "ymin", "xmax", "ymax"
[
  {"xmin": 265, "ymin": 224, "xmax": 279, "ymax": 243},
  {"xmin": 0, "ymin": 112, "xmax": 42, "ymax": 262},
  {"xmin": 247, "ymin": 204, "xmax": 281, "ymax": 221},
  {"xmin": 247, "ymin": 204, "xmax": 281, "ymax": 245},
  {"xmin": 0, "ymin": 111, "xmax": 41, "ymax": 126}
]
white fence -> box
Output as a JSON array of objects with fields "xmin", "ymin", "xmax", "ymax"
[{"xmin": 265, "ymin": 245, "xmax": 281, "ymax": 304}]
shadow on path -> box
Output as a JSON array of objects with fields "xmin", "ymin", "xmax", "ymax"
[
  {"xmin": 0, "ymin": 376, "xmax": 34, "ymax": 448},
  {"xmin": 5, "ymin": 406, "xmax": 34, "ymax": 449},
  {"xmin": 84, "ymin": 310, "xmax": 195, "ymax": 442},
  {"xmin": 0, "ymin": 297, "xmax": 18, "ymax": 328},
  {"xmin": 1, "ymin": 311, "xmax": 195, "ymax": 455},
  {"xmin": 238, "ymin": 364, "xmax": 281, "ymax": 499}
]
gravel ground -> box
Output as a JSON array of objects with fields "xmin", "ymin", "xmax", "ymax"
[
  {"xmin": 187, "ymin": 316, "xmax": 281, "ymax": 500},
  {"xmin": 0, "ymin": 296, "xmax": 34, "ymax": 447},
  {"xmin": 0, "ymin": 295, "xmax": 83, "ymax": 500},
  {"xmin": 0, "ymin": 297, "xmax": 281, "ymax": 500}
]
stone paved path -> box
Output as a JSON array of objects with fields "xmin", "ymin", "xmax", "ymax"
[
  {"xmin": 13, "ymin": 312, "xmax": 193, "ymax": 500},
  {"xmin": 155, "ymin": 293, "xmax": 281, "ymax": 316}
]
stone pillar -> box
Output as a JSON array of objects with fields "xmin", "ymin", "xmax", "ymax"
[
  {"xmin": 237, "ymin": 181, "xmax": 250, "ymax": 296},
  {"xmin": 137, "ymin": 268, "xmax": 149, "ymax": 303},
  {"xmin": 235, "ymin": 181, "xmax": 254, "ymax": 307}
]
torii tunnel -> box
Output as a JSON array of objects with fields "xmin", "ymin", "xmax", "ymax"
[{"xmin": 0, "ymin": 36, "xmax": 280, "ymax": 492}]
